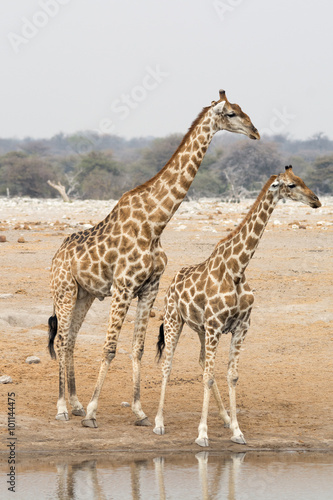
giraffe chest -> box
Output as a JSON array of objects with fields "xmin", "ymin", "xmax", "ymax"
[
  {"xmin": 208, "ymin": 278, "xmax": 254, "ymax": 330},
  {"xmin": 175, "ymin": 271, "xmax": 254, "ymax": 334}
]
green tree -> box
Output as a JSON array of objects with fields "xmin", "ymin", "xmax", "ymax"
[
  {"xmin": 76, "ymin": 151, "xmax": 121, "ymax": 199},
  {"xmin": 217, "ymin": 140, "xmax": 283, "ymax": 196},
  {"xmin": 285, "ymin": 155, "xmax": 312, "ymax": 179},
  {"xmin": 122, "ymin": 134, "xmax": 183, "ymax": 191},
  {"xmin": 67, "ymin": 134, "xmax": 95, "ymax": 156},
  {"xmin": 139, "ymin": 134, "xmax": 183, "ymax": 173},
  {"xmin": 0, "ymin": 151, "xmax": 57, "ymax": 197},
  {"xmin": 306, "ymin": 155, "xmax": 333, "ymax": 194},
  {"xmin": 188, "ymin": 146, "xmax": 228, "ymax": 198},
  {"xmin": 189, "ymin": 168, "xmax": 227, "ymax": 198}
]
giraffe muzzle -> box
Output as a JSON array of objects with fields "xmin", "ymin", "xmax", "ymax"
[
  {"xmin": 310, "ymin": 194, "xmax": 321, "ymax": 208},
  {"xmin": 249, "ymin": 128, "xmax": 260, "ymax": 140}
]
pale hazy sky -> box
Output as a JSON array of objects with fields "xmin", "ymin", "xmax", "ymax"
[{"xmin": 1, "ymin": 0, "xmax": 332, "ymax": 140}]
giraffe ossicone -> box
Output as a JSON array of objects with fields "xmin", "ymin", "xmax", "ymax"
[
  {"xmin": 153, "ymin": 166, "xmax": 321, "ymax": 447},
  {"xmin": 48, "ymin": 89, "xmax": 260, "ymax": 428}
]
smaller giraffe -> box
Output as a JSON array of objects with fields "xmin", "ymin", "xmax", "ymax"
[{"xmin": 153, "ymin": 166, "xmax": 321, "ymax": 447}]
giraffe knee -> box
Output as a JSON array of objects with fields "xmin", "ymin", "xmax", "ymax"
[
  {"xmin": 203, "ymin": 372, "xmax": 214, "ymax": 388},
  {"xmin": 103, "ymin": 345, "xmax": 116, "ymax": 362},
  {"xmin": 227, "ymin": 372, "xmax": 239, "ymax": 387},
  {"xmin": 106, "ymin": 351, "xmax": 116, "ymax": 362}
]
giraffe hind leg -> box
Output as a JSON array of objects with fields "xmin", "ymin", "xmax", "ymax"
[
  {"xmin": 195, "ymin": 332, "xmax": 220, "ymax": 448},
  {"xmin": 154, "ymin": 313, "xmax": 183, "ymax": 436},
  {"xmin": 67, "ymin": 292, "xmax": 95, "ymax": 417},
  {"xmin": 54, "ymin": 309, "xmax": 74, "ymax": 421},
  {"xmin": 52, "ymin": 277, "xmax": 79, "ymax": 421},
  {"xmin": 228, "ymin": 322, "xmax": 249, "ymax": 445},
  {"xmin": 47, "ymin": 312, "xmax": 69, "ymax": 420},
  {"xmin": 132, "ymin": 278, "xmax": 162, "ymax": 426},
  {"xmin": 198, "ymin": 333, "xmax": 231, "ymax": 428}
]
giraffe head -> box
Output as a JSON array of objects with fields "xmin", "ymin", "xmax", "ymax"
[
  {"xmin": 269, "ymin": 166, "xmax": 321, "ymax": 208},
  {"xmin": 211, "ymin": 89, "xmax": 260, "ymax": 140}
]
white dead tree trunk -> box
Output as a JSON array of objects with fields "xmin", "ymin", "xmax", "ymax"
[{"xmin": 47, "ymin": 180, "xmax": 71, "ymax": 203}]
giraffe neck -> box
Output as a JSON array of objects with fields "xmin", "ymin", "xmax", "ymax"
[
  {"xmin": 128, "ymin": 106, "xmax": 217, "ymax": 236},
  {"xmin": 216, "ymin": 176, "xmax": 279, "ymax": 278}
]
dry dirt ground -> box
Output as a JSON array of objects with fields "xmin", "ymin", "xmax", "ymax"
[{"xmin": 0, "ymin": 196, "xmax": 332, "ymax": 456}]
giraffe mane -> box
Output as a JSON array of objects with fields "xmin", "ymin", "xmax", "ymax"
[{"xmin": 214, "ymin": 175, "xmax": 278, "ymax": 249}]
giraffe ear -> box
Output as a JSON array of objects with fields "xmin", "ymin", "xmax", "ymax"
[{"xmin": 212, "ymin": 101, "xmax": 226, "ymax": 115}]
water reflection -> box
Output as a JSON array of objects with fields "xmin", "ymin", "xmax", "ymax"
[
  {"xmin": 19, "ymin": 452, "xmax": 245, "ymax": 500},
  {"xmin": 5, "ymin": 451, "xmax": 333, "ymax": 500},
  {"xmin": 55, "ymin": 460, "xmax": 106, "ymax": 500},
  {"xmin": 53, "ymin": 453, "xmax": 244, "ymax": 500},
  {"xmin": 196, "ymin": 452, "xmax": 245, "ymax": 500}
]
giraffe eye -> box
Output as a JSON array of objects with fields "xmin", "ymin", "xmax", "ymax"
[
  {"xmin": 227, "ymin": 113, "xmax": 236, "ymax": 118},
  {"xmin": 288, "ymin": 183, "xmax": 296, "ymax": 188}
]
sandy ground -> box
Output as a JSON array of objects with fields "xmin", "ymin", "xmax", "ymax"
[{"xmin": 0, "ymin": 196, "xmax": 332, "ymax": 456}]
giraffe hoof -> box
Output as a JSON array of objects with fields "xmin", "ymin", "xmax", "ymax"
[
  {"xmin": 153, "ymin": 426, "xmax": 165, "ymax": 435},
  {"xmin": 231, "ymin": 435, "xmax": 247, "ymax": 445},
  {"xmin": 55, "ymin": 412, "xmax": 69, "ymax": 421},
  {"xmin": 72, "ymin": 408, "xmax": 86, "ymax": 417},
  {"xmin": 81, "ymin": 418, "xmax": 98, "ymax": 428},
  {"xmin": 135, "ymin": 417, "xmax": 152, "ymax": 427},
  {"xmin": 195, "ymin": 437, "xmax": 209, "ymax": 447}
]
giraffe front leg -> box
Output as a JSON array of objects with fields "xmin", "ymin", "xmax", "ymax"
[
  {"xmin": 195, "ymin": 333, "xmax": 219, "ymax": 448},
  {"xmin": 198, "ymin": 333, "xmax": 230, "ymax": 428},
  {"xmin": 132, "ymin": 279, "xmax": 161, "ymax": 426},
  {"xmin": 196, "ymin": 378, "xmax": 212, "ymax": 448},
  {"xmin": 227, "ymin": 325, "xmax": 248, "ymax": 445},
  {"xmin": 82, "ymin": 287, "xmax": 133, "ymax": 428}
]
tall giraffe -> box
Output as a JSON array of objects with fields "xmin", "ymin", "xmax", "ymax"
[
  {"xmin": 48, "ymin": 90, "xmax": 260, "ymax": 428},
  {"xmin": 154, "ymin": 166, "xmax": 321, "ymax": 446}
]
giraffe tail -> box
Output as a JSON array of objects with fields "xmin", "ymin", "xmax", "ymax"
[
  {"xmin": 156, "ymin": 323, "xmax": 165, "ymax": 362},
  {"xmin": 48, "ymin": 313, "xmax": 58, "ymax": 360}
]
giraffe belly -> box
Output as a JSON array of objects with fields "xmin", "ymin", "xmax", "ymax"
[
  {"xmin": 179, "ymin": 290, "xmax": 253, "ymax": 336},
  {"xmin": 179, "ymin": 298, "xmax": 205, "ymax": 334},
  {"xmin": 70, "ymin": 250, "xmax": 115, "ymax": 298},
  {"xmin": 75, "ymin": 273, "xmax": 113, "ymax": 299},
  {"xmin": 221, "ymin": 316, "xmax": 243, "ymax": 334}
]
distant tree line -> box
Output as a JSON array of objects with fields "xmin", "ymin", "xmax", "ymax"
[{"xmin": 0, "ymin": 131, "xmax": 332, "ymax": 200}]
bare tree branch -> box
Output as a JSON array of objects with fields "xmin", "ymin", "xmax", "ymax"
[{"xmin": 47, "ymin": 180, "xmax": 71, "ymax": 202}]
